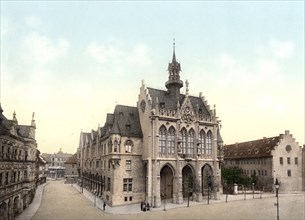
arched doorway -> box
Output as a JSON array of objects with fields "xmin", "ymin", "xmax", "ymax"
[
  {"xmin": 202, "ymin": 164, "xmax": 213, "ymax": 196},
  {"xmin": 182, "ymin": 165, "xmax": 195, "ymax": 198},
  {"xmin": 160, "ymin": 165, "xmax": 174, "ymax": 201}
]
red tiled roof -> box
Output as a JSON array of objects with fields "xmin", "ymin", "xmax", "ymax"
[{"xmin": 224, "ymin": 136, "xmax": 281, "ymax": 159}]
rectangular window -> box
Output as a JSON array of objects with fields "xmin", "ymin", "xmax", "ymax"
[
  {"xmin": 107, "ymin": 177, "xmax": 111, "ymax": 191},
  {"xmin": 287, "ymin": 169, "xmax": 291, "ymax": 177},
  {"xmin": 265, "ymin": 170, "xmax": 267, "ymax": 176},
  {"xmin": 129, "ymin": 196, "xmax": 132, "ymax": 201},
  {"xmin": 126, "ymin": 160, "xmax": 131, "ymax": 170},
  {"xmin": 96, "ymin": 161, "xmax": 99, "ymax": 168},
  {"xmin": 123, "ymin": 178, "xmax": 132, "ymax": 192},
  {"xmin": 124, "ymin": 197, "xmax": 128, "ymax": 202},
  {"xmin": 287, "ymin": 157, "xmax": 290, "ymax": 164},
  {"xmin": 279, "ymin": 157, "xmax": 283, "ymax": 165},
  {"xmin": 295, "ymin": 157, "xmax": 298, "ymax": 165}
]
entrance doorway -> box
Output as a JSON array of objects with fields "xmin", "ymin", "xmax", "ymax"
[
  {"xmin": 160, "ymin": 165, "xmax": 174, "ymax": 201},
  {"xmin": 182, "ymin": 165, "xmax": 194, "ymax": 198},
  {"xmin": 202, "ymin": 164, "xmax": 213, "ymax": 196}
]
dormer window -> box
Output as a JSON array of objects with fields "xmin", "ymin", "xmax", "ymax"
[{"xmin": 160, "ymin": 102, "xmax": 165, "ymax": 108}]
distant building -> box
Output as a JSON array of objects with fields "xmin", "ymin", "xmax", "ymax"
[
  {"xmin": 77, "ymin": 46, "xmax": 224, "ymax": 207},
  {"xmin": 224, "ymin": 130, "xmax": 303, "ymax": 192},
  {"xmin": 64, "ymin": 154, "xmax": 78, "ymax": 183},
  {"xmin": 0, "ymin": 104, "xmax": 40, "ymax": 219},
  {"xmin": 42, "ymin": 149, "xmax": 72, "ymax": 179},
  {"xmin": 302, "ymin": 145, "xmax": 305, "ymax": 191}
]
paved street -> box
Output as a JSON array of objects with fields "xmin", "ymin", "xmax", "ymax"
[{"xmin": 17, "ymin": 180, "xmax": 304, "ymax": 220}]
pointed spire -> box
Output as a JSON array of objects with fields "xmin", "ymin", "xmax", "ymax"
[
  {"xmin": 13, "ymin": 111, "xmax": 18, "ymax": 123},
  {"xmin": 172, "ymin": 38, "xmax": 177, "ymax": 63},
  {"xmin": 31, "ymin": 112, "xmax": 36, "ymax": 128}
]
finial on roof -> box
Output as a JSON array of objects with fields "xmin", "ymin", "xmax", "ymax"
[
  {"xmin": 31, "ymin": 112, "xmax": 36, "ymax": 128},
  {"xmin": 13, "ymin": 111, "xmax": 18, "ymax": 123},
  {"xmin": 185, "ymin": 80, "xmax": 189, "ymax": 95},
  {"xmin": 0, "ymin": 103, "xmax": 3, "ymax": 114}
]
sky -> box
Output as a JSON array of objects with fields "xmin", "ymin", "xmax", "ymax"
[{"xmin": 0, "ymin": 1, "xmax": 304, "ymax": 154}]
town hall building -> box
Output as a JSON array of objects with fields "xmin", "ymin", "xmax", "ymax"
[{"xmin": 77, "ymin": 45, "xmax": 224, "ymax": 207}]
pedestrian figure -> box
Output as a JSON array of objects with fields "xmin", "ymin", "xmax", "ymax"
[
  {"xmin": 143, "ymin": 203, "xmax": 146, "ymax": 212},
  {"xmin": 146, "ymin": 203, "xmax": 150, "ymax": 211},
  {"xmin": 103, "ymin": 202, "xmax": 106, "ymax": 211},
  {"xmin": 140, "ymin": 201, "xmax": 144, "ymax": 211}
]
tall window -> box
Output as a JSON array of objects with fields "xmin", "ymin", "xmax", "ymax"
[
  {"xmin": 108, "ymin": 140, "xmax": 112, "ymax": 154},
  {"xmin": 168, "ymin": 127, "xmax": 175, "ymax": 156},
  {"xmin": 107, "ymin": 177, "xmax": 111, "ymax": 191},
  {"xmin": 287, "ymin": 157, "xmax": 291, "ymax": 164},
  {"xmin": 180, "ymin": 128, "xmax": 187, "ymax": 154},
  {"xmin": 123, "ymin": 178, "xmax": 133, "ymax": 192},
  {"xmin": 114, "ymin": 139, "xmax": 119, "ymax": 152},
  {"xmin": 295, "ymin": 157, "xmax": 298, "ymax": 165},
  {"xmin": 199, "ymin": 130, "xmax": 205, "ymax": 155},
  {"xmin": 126, "ymin": 160, "xmax": 131, "ymax": 170},
  {"xmin": 279, "ymin": 157, "xmax": 283, "ymax": 165},
  {"xmin": 206, "ymin": 131, "xmax": 212, "ymax": 155},
  {"xmin": 188, "ymin": 129, "xmax": 195, "ymax": 155},
  {"xmin": 159, "ymin": 126, "xmax": 166, "ymax": 155},
  {"xmin": 125, "ymin": 140, "xmax": 133, "ymax": 153}
]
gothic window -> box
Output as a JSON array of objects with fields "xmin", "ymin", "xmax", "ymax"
[
  {"xmin": 167, "ymin": 127, "xmax": 175, "ymax": 156},
  {"xmin": 114, "ymin": 139, "xmax": 119, "ymax": 153},
  {"xmin": 199, "ymin": 130, "xmax": 206, "ymax": 155},
  {"xmin": 159, "ymin": 126, "xmax": 166, "ymax": 155},
  {"xmin": 108, "ymin": 140, "xmax": 112, "ymax": 154},
  {"xmin": 107, "ymin": 177, "xmax": 111, "ymax": 191},
  {"xmin": 206, "ymin": 131, "xmax": 212, "ymax": 156},
  {"xmin": 126, "ymin": 160, "xmax": 131, "ymax": 170},
  {"xmin": 125, "ymin": 140, "xmax": 133, "ymax": 153},
  {"xmin": 180, "ymin": 128, "xmax": 187, "ymax": 154},
  {"xmin": 188, "ymin": 129, "xmax": 195, "ymax": 155}
]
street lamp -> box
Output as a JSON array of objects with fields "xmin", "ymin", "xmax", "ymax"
[{"xmin": 274, "ymin": 178, "xmax": 280, "ymax": 220}]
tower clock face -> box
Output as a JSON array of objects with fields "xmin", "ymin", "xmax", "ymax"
[{"xmin": 140, "ymin": 100, "xmax": 146, "ymax": 112}]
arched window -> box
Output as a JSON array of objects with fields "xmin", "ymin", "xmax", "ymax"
[
  {"xmin": 199, "ymin": 130, "xmax": 205, "ymax": 155},
  {"xmin": 167, "ymin": 127, "xmax": 175, "ymax": 156},
  {"xmin": 108, "ymin": 140, "xmax": 112, "ymax": 154},
  {"xmin": 114, "ymin": 138, "xmax": 119, "ymax": 153},
  {"xmin": 159, "ymin": 126, "xmax": 166, "ymax": 155},
  {"xmin": 188, "ymin": 129, "xmax": 195, "ymax": 155},
  {"xmin": 125, "ymin": 140, "xmax": 133, "ymax": 153},
  {"xmin": 206, "ymin": 131, "xmax": 212, "ymax": 155},
  {"xmin": 180, "ymin": 128, "xmax": 187, "ymax": 154}
]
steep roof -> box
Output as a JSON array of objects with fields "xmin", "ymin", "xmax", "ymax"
[
  {"xmin": 224, "ymin": 136, "xmax": 281, "ymax": 159},
  {"xmin": 65, "ymin": 153, "xmax": 77, "ymax": 164},
  {"xmin": 147, "ymin": 87, "xmax": 210, "ymax": 115},
  {"xmin": 100, "ymin": 105, "xmax": 143, "ymax": 138}
]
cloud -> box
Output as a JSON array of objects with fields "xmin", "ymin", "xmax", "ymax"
[
  {"xmin": 270, "ymin": 40, "xmax": 295, "ymax": 58},
  {"xmin": 22, "ymin": 32, "xmax": 70, "ymax": 64},
  {"xmin": 85, "ymin": 42, "xmax": 151, "ymax": 67},
  {"xmin": 25, "ymin": 15, "xmax": 42, "ymax": 28}
]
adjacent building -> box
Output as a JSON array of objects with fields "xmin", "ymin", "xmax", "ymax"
[
  {"xmin": 224, "ymin": 130, "xmax": 303, "ymax": 192},
  {"xmin": 64, "ymin": 154, "xmax": 78, "ymax": 183},
  {"xmin": 0, "ymin": 104, "xmax": 39, "ymax": 219},
  {"xmin": 42, "ymin": 149, "xmax": 72, "ymax": 179},
  {"xmin": 77, "ymin": 46, "xmax": 224, "ymax": 207}
]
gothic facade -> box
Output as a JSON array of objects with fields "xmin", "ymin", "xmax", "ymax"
[
  {"xmin": 0, "ymin": 105, "xmax": 39, "ymax": 220},
  {"xmin": 77, "ymin": 47, "xmax": 224, "ymax": 207}
]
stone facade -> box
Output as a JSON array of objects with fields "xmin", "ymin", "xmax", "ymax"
[
  {"xmin": 224, "ymin": 130, "xmax": 303, "ymax": 192},
  {"xmin": 77, "ymin": 47, "xmax": 224, "ymax": 207},
  {"xmin": 64, "ymin": 154, "xmax": 78, "ymax": 183},
  {"xmin": 0, "ymin": 105, "xmax": 39, "ymax": 220},
  {"xmin": 42, "ymin": 149, "xmax": 72, "ymax": 179}
]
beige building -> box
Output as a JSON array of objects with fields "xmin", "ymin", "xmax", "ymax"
[
  {"xmin": 0, "ymin": 104, "xmax": 39, "ymax": 219},
  {"xmin": 77, "ymin": 46, "xmax": 224, "ymax": 207},
  {"xmin": 64, "ymin": 154, "xmax": 78, "ymax": 183},
  {"xmin": 42, "ymin": 149, "xmax": 72, "ymax": 179},
  {"xmin": 224, "ymin": 130, "xmax": 303, "ymax": 192}
]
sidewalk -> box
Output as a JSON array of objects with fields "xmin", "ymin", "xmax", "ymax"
[
  {"xmin": 15, "ymin": 182, "xmax": 48, "ymax": 220},
  {"xmin": 72, "ymin": 184, "xmax": 276, "ymax": 215}
]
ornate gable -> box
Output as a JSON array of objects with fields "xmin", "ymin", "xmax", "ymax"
[{"xmin": 180, "ymin": 96, "xmax": 195, "ymax": 124}]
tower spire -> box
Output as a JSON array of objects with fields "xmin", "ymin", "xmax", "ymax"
[{"xmin": 165, "ymin": 40, "xmax": 183, "ymax": 100}]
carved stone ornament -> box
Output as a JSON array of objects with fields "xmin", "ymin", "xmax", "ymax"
[{"xmin": 181, "ymin": 105, "xmax": 195, "ymax": 124}]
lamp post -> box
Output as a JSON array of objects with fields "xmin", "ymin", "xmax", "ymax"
[
  {"xmin": 274, "ymin": 178, "xmax": 280, "ymax": 220},
  {"xmin": 252, "ymin": 182, "xmax": 255, "ymax": 199}
]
